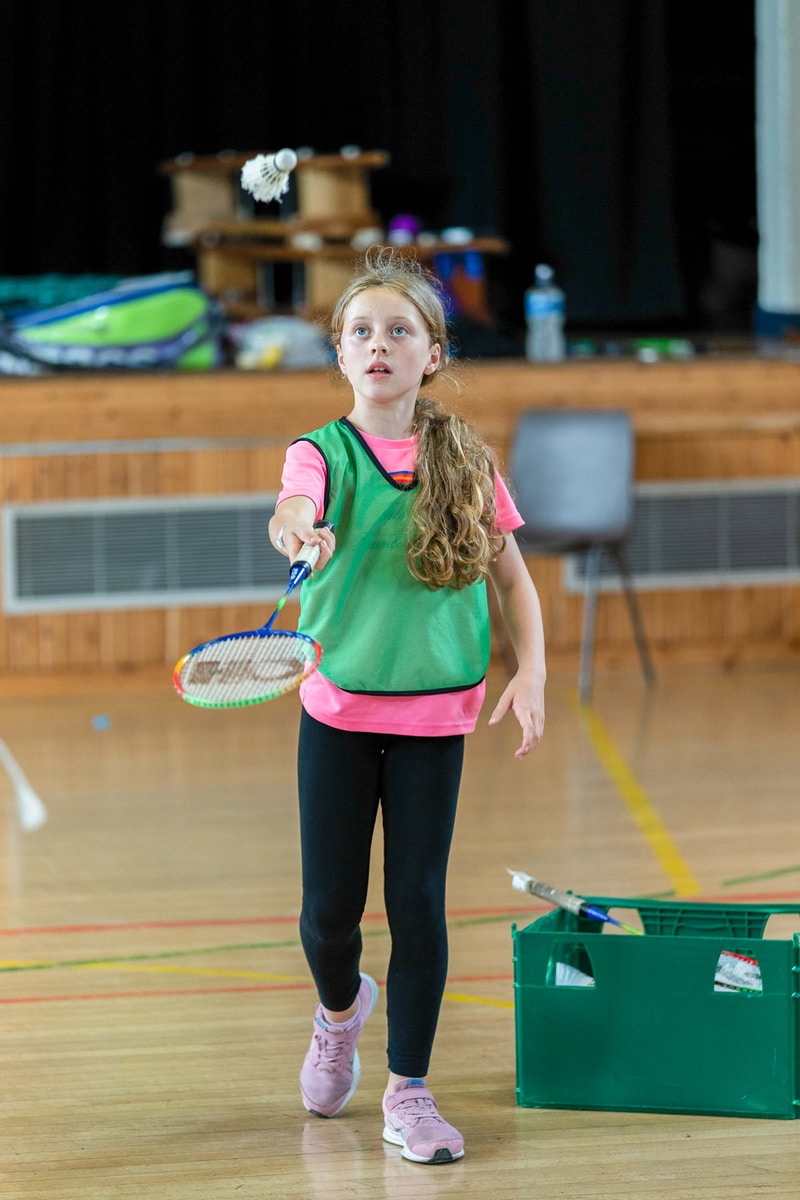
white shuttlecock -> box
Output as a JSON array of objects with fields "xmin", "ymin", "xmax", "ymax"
[{"xmin": 240, "ymin": 148, "xmax": 298, "ymax": 203}]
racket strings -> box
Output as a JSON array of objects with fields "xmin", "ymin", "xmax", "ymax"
[{"xmin": 176, "ymin": 631, "xmax": 321, "ymax": 707}]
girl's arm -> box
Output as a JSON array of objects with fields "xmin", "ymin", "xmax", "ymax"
[
  {"xmin": 268, "ymin": 497, "xmax": 336, "ymax": 568},
  {"xmin": 269, "ymin": 441, "xmax": 335, "ymax": 567},
  {"xmin": 486, "ymin": 534, "xmax": 546, "ymax": 759}
]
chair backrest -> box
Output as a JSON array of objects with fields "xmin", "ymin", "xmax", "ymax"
[{"xmin": 509, "ymin": 408, "xmax": 635, "ymax": 549}]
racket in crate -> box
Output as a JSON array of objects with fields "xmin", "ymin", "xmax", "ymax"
[
  {"xmin": 174, "ymin": 541, "xmax": 324, "ymax": 709},
  {"xmin": 508, "ymin": 870, "xmax": 644, "ymax": 935}
]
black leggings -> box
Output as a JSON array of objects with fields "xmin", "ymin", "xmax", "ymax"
[{"xmin": 297, "ymin": 709, "xmax": 465, "ymax": 1078}]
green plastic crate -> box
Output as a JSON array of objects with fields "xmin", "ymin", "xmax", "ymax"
[{"xmin": 512, "ymin": 897, "xmax": 800, "ymax": 1119}]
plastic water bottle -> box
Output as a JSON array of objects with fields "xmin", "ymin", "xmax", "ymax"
[{"xmin": 525, "ymin": 263, "xmax": 566, "ymax": 362}]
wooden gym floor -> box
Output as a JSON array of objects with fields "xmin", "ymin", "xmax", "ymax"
[{"xmin": 1, "ymin": 661, "xmax": 798, "ymax": 1198}]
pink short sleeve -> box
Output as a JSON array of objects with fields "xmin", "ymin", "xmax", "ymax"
[
  {"xmin": 277, "ymin": 433, "xmax": 522, "ymax": 531},
  {"xmin": 276, "ymin": 440, "xmax": 328, "ymax": 520},
  {"xmin": 495, "ymin": 471, "xmax": 523, "ymax": 532}
]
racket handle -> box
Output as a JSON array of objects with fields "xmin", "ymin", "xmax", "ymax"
[
  {"xmin": 289, "ymin": 521, "xmax": 335, "ymax": 586},
  {"xmin": 535, "ymin": 880, "xmax": 586, "ymax": 918},
  {"xmin": 289, "ymin": 544, "xmax": 320, "ymax": 588},
  {"xmin": 508, "ymin": 870, "xmax": 586, "ymax": 917},
  {"xmin": 508, "ymin": 869, "xmax": 644, "ymax": 933},
  {"xmin": 582, "ymin": 902, "xmax": 616, "ymax": 925}
]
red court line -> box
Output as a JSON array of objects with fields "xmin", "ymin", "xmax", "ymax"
[
  {"xmin": 0, "ymin": 915, "xmax": 300, "ymax": 937},
  {"xmin": 0, "ymin": 973, "xmax": 512, "ymax": 1008},
  {"xmin": 676, "ymin": 891, "xmax": 800, "ymax": 904},
  {"xmin": 0, "ymin": 907, "xmax": 535, "ymax": 938},
  {"xmin": 3, "ymin": 892, "xmax": 797, "ymax": 940},
  {"xmin": 0, "ymin": 982, "xmax": 314, "ymax": 1005}
]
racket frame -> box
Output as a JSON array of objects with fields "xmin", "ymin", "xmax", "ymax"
[
  {"xmin": 173, "ymin": 627, "xmax": 322, "ymax": 709},
  {"xmin": 173, "ymin": 525, "xmax": 331, "ymax": 709}
]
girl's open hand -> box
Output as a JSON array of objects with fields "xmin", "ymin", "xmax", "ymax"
[{"xmin": 488, "ymin": 672, "xmax": 545, "ymax": 760}]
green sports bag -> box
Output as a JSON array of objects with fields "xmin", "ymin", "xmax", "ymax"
[{"xmin": 0, "ymin": 272, "xmax": 224, "ymax": 372}]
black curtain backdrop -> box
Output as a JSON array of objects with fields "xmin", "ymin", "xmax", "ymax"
[{"xmin": 0, "ymin": 0, "xmax": 756, "ymax": 334}]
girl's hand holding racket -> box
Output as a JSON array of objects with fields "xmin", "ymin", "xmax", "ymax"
[
  {"xmin": 173, "ymin": 521, "xmax": 333, "ymax": 710},
  {"xmin": 274, "ymin": 517, "xmax": 336, "ymax": 568}
]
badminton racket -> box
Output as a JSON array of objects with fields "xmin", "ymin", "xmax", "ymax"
[
  {"xmin": 0, "ymin": 738, "xmax": 47, "ymax": 831},
  {"xmin": 240, "ymin": 148, "xmax": 298, "ymax": 203},
  {"xmin": 173, "ymin": 530, "xmax": 328, "ymax": 709},
  {"xmin": 508, "ymin": 869, "xmax": 644, "ymax": 935}
]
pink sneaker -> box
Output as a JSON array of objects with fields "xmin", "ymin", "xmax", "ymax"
[
  {"xmin": 382, "ymin": 1078, "xmax": 465, "ymax": 1163},
  {"xmin": 299, "ymin": 973, "xmax": 379, "ymax": 1117}
]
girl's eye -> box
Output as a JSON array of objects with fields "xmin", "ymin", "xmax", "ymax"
[
  {"xmin": 354, "ymin": 325, "xmax": 369, "ymax": 336},
  {"xmin": 392, "ymin": 325, "xmax": 407, "ymax": 336}
]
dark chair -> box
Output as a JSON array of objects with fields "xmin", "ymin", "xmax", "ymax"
[{"xmin": 508, "ymin": 408, "xmax": 655, "ymax": 703}]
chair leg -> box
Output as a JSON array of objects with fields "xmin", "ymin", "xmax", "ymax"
[
  {"xmin": 609, "ymin": 544, "xmax": 656, "ymax": 687},
  {"xmin": 578, "ymin": 544, "xmax": 602, "ymax": 704}
]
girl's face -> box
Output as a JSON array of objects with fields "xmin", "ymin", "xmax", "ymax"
[{"xmin": 336, "ymin": 287, "xmax": 440, "ymax": 408}]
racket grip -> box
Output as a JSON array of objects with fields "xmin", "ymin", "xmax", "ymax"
[
  {"xmin": 508, "ymin": 870, "xmax": 585, "ymax": 917},
  {"xmin": 284, "ymin": 520, "xmax": 334, "ymax": 596},
  {"xmin": 535, "ymin": 882, "xmax": 585, "ymax": 918},
  {"xmin": 290, "ymin": 522, "xmax": 334, "ymax": 583},
  {"xmin": 290, "ymin": 544, "xmax": 320, "ymax": 585}
]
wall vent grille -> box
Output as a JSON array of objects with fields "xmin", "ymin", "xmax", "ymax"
[
  {"xmin": 3, "ymin": 494, "xmax": 285, "ymax": 613},
  {"xmin": 565, "ymin": 479, "xmax": 800, "ymax": 591},
  {"xmin": 4, "ymin": 481, "xmax": 800, "ymax": 615}
]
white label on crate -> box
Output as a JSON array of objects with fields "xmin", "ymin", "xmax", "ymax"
[{"xmin": 714, "ymin": 950, "xmax": 763, "ymax": 993}]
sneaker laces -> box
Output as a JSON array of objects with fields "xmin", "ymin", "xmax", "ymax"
[
  {"xmin": 308, "ymin": 1025, "xmax": 351, "ymax": 1073},
  {"xmin": 390, "ymin": 1092, "xmax": 443, "ymax": 1127}
]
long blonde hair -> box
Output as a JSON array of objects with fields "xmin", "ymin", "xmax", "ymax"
[{"xmin": 330, "ymin": 247, "xmax": 505, "ymax": 589}]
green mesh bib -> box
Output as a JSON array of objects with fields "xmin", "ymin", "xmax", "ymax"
[{"xmin": 296, "ymin": 419, "xmax": 490, "ymax": 695}]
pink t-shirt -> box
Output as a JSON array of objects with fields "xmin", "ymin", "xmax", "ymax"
[{"xmin": 277, "ymin": 428, "xmax": 522, "ymax": 736}]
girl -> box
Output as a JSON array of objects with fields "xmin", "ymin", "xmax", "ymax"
[{"xmin": 269, "ymin": 247, "xmax": 545, "ymax": 1164}]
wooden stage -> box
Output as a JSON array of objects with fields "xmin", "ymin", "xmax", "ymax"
[{"xmin": 0, "ymin": 354, "xmax": 799, "ymax": 687}]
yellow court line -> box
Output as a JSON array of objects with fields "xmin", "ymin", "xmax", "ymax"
[
  {"xmin": 79, "ymin": 962, "xmax": 308, "ymax": 982},
  {"xmin": 3, "ymin": 957, "xmax": 513, "ymax": 1010},
  {"xmin": 576, "ymin": 702, "xmax": 701, "ymax": 896},
  {"xmin": 444, "ymin": 991, "xmax": 513, "ymax": 1009},
  {"xmin": 0, "ymin": 960, "xmax": 309, "ymax": 982}
]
